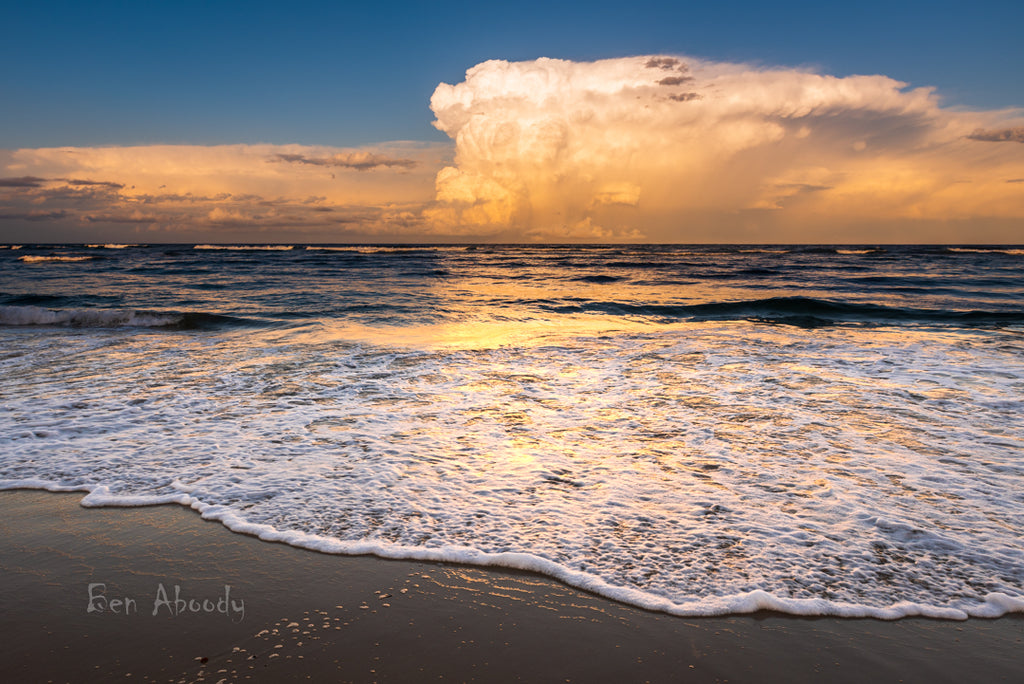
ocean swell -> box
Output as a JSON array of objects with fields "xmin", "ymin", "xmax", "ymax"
[
  {"xmin": 0, "ymin": 305, "xmax": 254, "ymax": 329},
  {"xmin": 542, "ymin": 296, "xmax": 1024, "ymax": 328}
]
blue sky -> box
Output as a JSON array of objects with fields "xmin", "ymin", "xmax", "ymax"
[{"xmin": 3, "ymin": 1, "xmax": 1021, "ymax": 148}]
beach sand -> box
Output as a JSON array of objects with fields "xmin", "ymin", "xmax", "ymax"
[{"xmin": 1, "ymin": 490, "xmax": 1021, "ymax": 683}]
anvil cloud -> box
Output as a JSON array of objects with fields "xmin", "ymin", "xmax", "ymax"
[{"xmin": 429, "ymin": 56, "xmax": 1024, "ymax": 242}]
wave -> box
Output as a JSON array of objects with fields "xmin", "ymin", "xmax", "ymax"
[
  {"xmin": 304, "ymin": 246, "xmax": 422, "ymax": 254},
  {"xmin": 542, "ymin": 296, "xmax": 1024, "ymax": 328},
  {"xmin": 18, "ymin": 255, "xmax": 95, "ymax": 263},
  {"xmin": 948, "ymin": 247, "xmax": 1024, "ymax": 255},
  {"xmin": 0, "ymin": 305, "xmax": 254, "ymax": 329},
  {"xmin": 573, "ymin": 274, "xmax": 621, "ymax": 283},
  {"xmin": 194, "ymin": 244, "xmax": 295, "ymax": 251},
  {"xmin": 0, "ymin": 293, "xmax": 124, "ymax": 308},
  {"xmin": 3, "ymin": 480, "xmax": 1022, "ymax": 620},
  {"xmin": 85, "ymin": 243, "xmax": 142, "ymax": 249}
]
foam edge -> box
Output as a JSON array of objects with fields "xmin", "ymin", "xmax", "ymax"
[{"xmin": 3, "ymin": 479, "xmax": 1021, "ymax": 621}]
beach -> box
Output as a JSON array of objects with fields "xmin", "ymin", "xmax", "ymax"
[
  {"xmin": 2, "ymin": 489, "xmax": 1021, "ymax": 683},
  {"xmin": 3, "ymin": 244, "xmax": 1023, "ymax": 681}
]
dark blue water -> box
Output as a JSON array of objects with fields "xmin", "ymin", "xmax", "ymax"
[{"xmin": 2, "ymin": 244, "xmax": 1023, "ymax": 330}]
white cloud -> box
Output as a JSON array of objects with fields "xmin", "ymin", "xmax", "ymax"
[{"xmin": 429, "ymin": 56, "xmax": 1024, "ymax": 242}]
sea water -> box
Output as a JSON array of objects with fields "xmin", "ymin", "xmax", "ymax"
[{"xmin": 1, "ymin": 243, "xmax": 1022, "ymax": 619}]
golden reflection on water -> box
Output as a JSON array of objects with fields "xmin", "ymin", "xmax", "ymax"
[
  {"xmin": 4, "ymin": 308, "xmax": 1023, "ymax": 612},
  {"xmin": 281, "ymin": 315, "xmax": 669, "ymax": 351}
]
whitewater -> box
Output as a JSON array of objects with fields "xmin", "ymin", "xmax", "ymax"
[{"xmin": 2, "ymin": 243, "xmax": 1023, "ymax": 620}]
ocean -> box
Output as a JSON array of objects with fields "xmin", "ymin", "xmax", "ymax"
[{"xmin": 1, "ymin": 243, "xmax": 1023, "ymax": 619}]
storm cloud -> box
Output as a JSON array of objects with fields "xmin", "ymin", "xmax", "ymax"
[{"xmin": 427, "ymin": 56, "xmax": 1024, "ymax": 241}]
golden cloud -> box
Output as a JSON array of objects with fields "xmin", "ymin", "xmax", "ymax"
[
  {"xmin": 2, "ymin": 56, "xmax": 1023, "ymax": 243},
  {"xmin": 0, "ymin": 143, "xmax": 448, "ymax": 242},
  {"xmin": 428, "ymin": 56, "xmax": 1024, "ymax": 242}
]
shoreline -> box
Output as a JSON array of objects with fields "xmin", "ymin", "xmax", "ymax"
[
  {"xmin": 2, "ymin": 489, "xmax": 1022, "ymax": 683},
  {"xmin": 13, "ymin": 481, "xmax": 1022, "ymax": 622}
]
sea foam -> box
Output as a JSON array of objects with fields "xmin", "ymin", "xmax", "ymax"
[
  {"xmin": 4, "ymin": 477, "xmax": 1023, "ymax": 620},
  {"xmin": 194, "ymin": 244, "xmax": 294, "ymax": 251},
  {"xmin": 18, "ymin": 255, "xmax": 94, "ymax": 263},
  {"xmin": 1, "ymin": 320, "xmax": 1022, "ymax": 620}
]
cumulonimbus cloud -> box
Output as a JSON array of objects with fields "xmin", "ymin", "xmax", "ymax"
[{"xmin": 428, "ymin": 56, "xmax": 1024, "ymax": 242}]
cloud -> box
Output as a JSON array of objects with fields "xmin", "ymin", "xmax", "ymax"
[
  {"xmin": 3, "ymin": 56, "xmax": 1023, "ymax": 244},
  {"xmin": 645, "ymin": 57, "xmax": 682, "ymax": 70},
  {"xmin": 0, "ymin": 176, "xmax": 46, "ymax": 187},
  {"xmin": 0, "ymin": 175, "xmax": 125, "ymax": 191},
  {"xmin": 0, "ymin": 209, "xmax": 68, "ymax": 220},
  {"xmin": 657, "ymin": 76, "xmax": 693, "ymax": 86},
  {"xmin": 65, "ymin": 178, "xmax": 125, "ymax": 188},
  {"xmin": 270, "ymin": 151, "xmax": 418, "ymax": 171},
  {"xmin": 428, "ymin": 56, "xmax": 1024, "ymax": 242},
  {"xmin": 0, "ymin": 143, "xmax": 449, "ymax": 242},
  {"xmin": 967, "ymin": 127, "xmax": 1024, "ymax": 143}
]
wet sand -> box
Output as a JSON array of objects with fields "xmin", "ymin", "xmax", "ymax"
[{"xmin": 1, "ymin": 489, "xmax": 1021, "ymax": 683}]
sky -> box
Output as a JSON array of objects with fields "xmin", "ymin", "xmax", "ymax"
[{"xmin": 1, "ymin": 0, "xmax": 1022, "ymax": 243}]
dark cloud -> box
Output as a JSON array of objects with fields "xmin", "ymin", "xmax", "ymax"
[
  {"xmin": 271, "ymin": 152, "xmax": 417, "ymax": 171},
  {"xmin": 133, "ymin": 192, "xmax": 200, "ymax": 204},
  {"xmin": 776, "ymin": 183, "xmax": 832, "ymax": 194},
  {"xmin": 967, "ymin": 127, "xmax": 1024, "ymax": 143},
  {"xmin": 657, "ymin": 76, "xmax": 694, "ymax": 86},
  {"xmin": 273, "ymin": 153, "xmax": 310, "ymax": 164},
  {"xmin": 0, "ymin": 177, "xmax": 125, "ymax": 190},
  {"xmin": 129, "ymin": 191, "xmax": 247, "ymax": 204},
  {"xmin": 83, "ymin": 213, "xmax": 158, "ymax": 224},
  {"xmin": 645, "ymin": 57, "xmax": 682, "ymax": 70},
  {"xmin": 669, "ymin": 92, "xmax": 702, "ymax": 102},
  {"xmin": 35, "ymin": 185, "xmax": 123, "ymax": 203},
  {"xmin": 0, "ymin": 176, "xmax": 47, "ymax": 188},
  {"xmin": 1007, "ymin": 178, "xmax": 1024, "ymax": 183},
  {"xmin": 64, "ymin": 178, "xmax": 125, "ymax": 189},
  {"xmin": 0, "ymin": 209, "xmax": 68, "ymax": 220}
]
